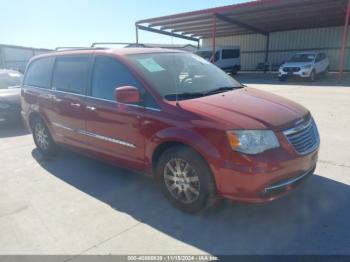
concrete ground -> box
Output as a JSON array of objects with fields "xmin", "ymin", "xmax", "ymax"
[{"xmin": 0, "ymin": 73, "xmax": 350, "ymax": 256}]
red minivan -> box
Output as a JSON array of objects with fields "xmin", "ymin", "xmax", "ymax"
[{"xmin": 21, "ymin": 48, "xmax": 319, "ymax": 213}]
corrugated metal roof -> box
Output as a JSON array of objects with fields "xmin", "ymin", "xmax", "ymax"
[{"xmin": 136, "ymin": 0, "xmax": 349, "ymax": 38}]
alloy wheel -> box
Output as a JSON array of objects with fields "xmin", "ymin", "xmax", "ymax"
[
  {"xmin": 163, "ymin": 158, "xmax": 201, "ymax": 204},
  {"xmin": 34, "ymin": 122, "xmax": 50, "ymax": 151}
]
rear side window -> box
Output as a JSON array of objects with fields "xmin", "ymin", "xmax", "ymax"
[
  {"xmin": 52, "ymin": 55, "xmax": 89, "ymax": 94},
  {"xmin": 24, "ymin": 57, "xmax": 55, "ymax": 88},
  {"xmin": 316, "ymin": 53, "xmax": 325, "ymax": 62},
  {"xmin": 91, "ymin": 56, "xmax": 142, "ymax": 101},
  {"xmin": 222, "ymin": 49, "xmax": 240, "ymax": 59}
]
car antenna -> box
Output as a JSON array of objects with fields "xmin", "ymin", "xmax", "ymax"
[
  {"xmin": 175, "ymin": 86, "xmax": 179, "ymax": 106},
  {"xmin": 173, "ymin": 57, "xmax": 179, "ymax": 106}
]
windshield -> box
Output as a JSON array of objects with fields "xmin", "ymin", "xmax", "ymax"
[
  {"xmin": 288, "ymin": 54, "xmax": 316, "ymax": 63},
  {"xmin": 126, "ymin": 52, "xmax": 242, "ymax": 101},
  {"xmin": 0, "ymin": 71, "xmax": 23, "ymax": 89}
]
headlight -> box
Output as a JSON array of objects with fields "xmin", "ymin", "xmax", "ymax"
[
  {"xmin": 226, "ymin": 130, "xmax": 280, "ymax": 154},
  {"xmin": 301, "ymin": 64, "xmax": 312, "ymax": 69}
]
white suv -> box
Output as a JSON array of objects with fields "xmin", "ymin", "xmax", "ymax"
[{"xmin": 278, "ymin": 52, "xmax": 330, "ymax": 81}]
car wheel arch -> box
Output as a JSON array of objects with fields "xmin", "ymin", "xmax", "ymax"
[
  {"xmin": 147, "ymin": 128, "xmax": 221, "ymax": 178},
  {"xmin": 28, "ymin": 111, "xmax": 52, "ymax": 135}
]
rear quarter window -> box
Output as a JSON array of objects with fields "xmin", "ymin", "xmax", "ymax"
[
  {"xmin": 24, "ymin": 57, "xmax": 55, "ymax": 88},
  {"xmin": 52, "ymin": 55, "xmax": 90, "ymax": 94}
]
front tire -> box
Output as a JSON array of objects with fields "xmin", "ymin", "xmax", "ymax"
[
  {"xmin": 279, "ymin": 76, "xmax": 286, "ymax": 82},
  {"xmin": 156, "ymin": 145, "xmax": 217, "ymax": 213},
  {"xmin": 231, "ymin": 66, "xmax": 238, "ymax": 75},
  {"xmin": 31, "ymin": 117, "xmax": 57, "ymax": 156},
  {"xmin": 309, "ymin": 70, "xmax": 316, "ymax": 82}
]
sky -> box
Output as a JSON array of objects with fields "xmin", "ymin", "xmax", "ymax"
[{"xmin": 0, "ymin": 0, "xmax": 248, "ymax": 49}]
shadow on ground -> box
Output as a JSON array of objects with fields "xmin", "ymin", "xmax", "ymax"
[
  {"xmin": 236, "ymin": 72, "xmax": 350, "ymax": 87},
  {"xmin": 32, "ymin": 148, "xmax": 350, "ymax": 255},
  {"xmin": 0, "ymin": 120, "xmax": 29, "ymax": 138}
]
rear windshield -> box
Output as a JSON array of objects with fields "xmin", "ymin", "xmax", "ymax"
[
  {"xmin": 288, "ymin": 54, "xmax": 316, "ymax": 63},
  {"xmin": 0, "ymin": 71, "xmax": 23, "ymax": 89}
]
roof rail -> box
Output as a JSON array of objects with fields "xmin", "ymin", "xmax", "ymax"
[
  {"xmin": 55, "ymin": 47, "xmax": 88, "ymax": 51},
  {"xmin": 91, "ymin": 42, "xmax": 137, "ymax": 47},
  {"xmin": 54, "ymin": 47, "xmax": 108, "ymax": 52}
]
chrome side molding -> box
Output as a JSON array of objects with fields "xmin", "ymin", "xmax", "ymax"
[{"xmin": 52, "ymin": 122, "xmax": 136, "ymax": 148}]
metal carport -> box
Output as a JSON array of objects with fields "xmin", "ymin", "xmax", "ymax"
[{"xmin": 136, "ymin": 0, "xmax": 350, "ymax": 81}]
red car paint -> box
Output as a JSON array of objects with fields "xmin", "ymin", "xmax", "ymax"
[{"xmin": 21, "ymin": 48, "xmax": 319, "ymax": 203}]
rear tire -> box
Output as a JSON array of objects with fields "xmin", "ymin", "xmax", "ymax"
[
  {"xmin": 156, "ymin": 145, "xmax": 218, "ymax": 213},
  {"xmin": 31, "ymin": 117, "xmax": 57, "ymax": 156},
  {"xmin": 323, "ymin": 66, "xmax": 329, "ymax": 77},
  {"xmin": 279, "ymin": 76, "xmax": 286, "ymax": 82},
  {"xmin": 231, "ymin": 66, "xmax": 238, "ymax": 75},
  {"xmin": 309, "ymin": 70, "xmax": 316, "ymax": 82}
]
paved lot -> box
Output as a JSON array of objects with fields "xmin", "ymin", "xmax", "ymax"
[{"xmin": 0, "ymin": 73, "xmax": 350, "ymax": 256}]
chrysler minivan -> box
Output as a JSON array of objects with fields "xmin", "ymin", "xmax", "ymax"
[{"xmin": 21, "ymin": 48, "xmax": 319, "ymax": 213}]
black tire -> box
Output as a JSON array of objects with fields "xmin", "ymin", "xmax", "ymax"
[
  {"xmin": 279, "ymin": 76, "xmax": 286, "ymax": 82},
  {"xmin": 31, "ymin": 117, "xmax": 57, "ymax": 156},
  {"xmin": 156, "ymin": 145, "xmax": 218, "ymax": 213},
  {"xmin": 309, "ymin": 70, "xmax": 316, "ymax": 82},
  {"xmin": 231, "ymin": 66, "xmax": 238, "ymax": 75},
  {"xmin": 323, "ymin": 66, "xmax": 329, "ymax": 77}
]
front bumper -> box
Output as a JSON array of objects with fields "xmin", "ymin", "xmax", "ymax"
[
  {"xmin": 215, "ymin": 148, "xmax": 318, "ymax": 203},
  {"xmin": 278, "ymin": 69, "xmax": 312, "ymax": 78}
]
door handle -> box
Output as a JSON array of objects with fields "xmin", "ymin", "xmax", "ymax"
[
  {"xmin": 70, "ymin": 103, "xmax": 81, "ymax": 108},
  {"xmin": 46, "ymin": 94, "xmax": 62, "ymax": 102},
  {"xmin": 86, "ymin": 105, "xmax": 96, "ymax": 111},
  {"xmin": 46, "ymin": 94, "xmax": 55, "ymax": 99}
]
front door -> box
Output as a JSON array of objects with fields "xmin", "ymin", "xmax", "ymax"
[
  {"xmin": 50, "ymin": 55, "xmax": 90, "ymax": 148},
  {"xmin": 84, "ymin": 55, "xmax": 147, "ymax": 170}
]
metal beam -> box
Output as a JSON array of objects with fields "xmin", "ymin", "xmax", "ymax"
[
  {"xmin": 212, "ymin": 13, "xmax": 217, "ymax": 63},
  {"xmin": 135, "ymin": 24, "xmax": 139, "ymax": 46},
  {"xmin": 186, "ymin": 28, "xmax": 251, "ymax": 38},
  {"xmin": 216, "ymin": 13, "xmax": 269, "ymax": 36},
  {"xmin": 169, "ymin": 23, "xmax": 240, "ymax": 33},
  {"xmin": 136, "ymin": 25, "xmax": 200, "ymax": 43},
  {"xmin": 338, "ymin": 0, "xmax": 350, "ymax": 82},
  {"xmin": 264, "ymin": 34, "xmax": 270, "ymax": 73}
]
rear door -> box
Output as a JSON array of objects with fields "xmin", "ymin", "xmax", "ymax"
[
  {"xmin": 314, "ymin": 53, "xmax": 324, "ymax": 74},
  {"xmin": 84, "ymin": 55, "xmax": 155, "ymax": 170},
  {"xmin": 50, "ymin": 55, "xmax": 90, "ymax": 148},
  {"xmin": 22, "ymin": 57, "xmax": 56, "ymax": 127}
]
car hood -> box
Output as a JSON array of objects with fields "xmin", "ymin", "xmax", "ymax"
[
  {"xmin": 282, "ymin": 62, "xmax": 313, "ymax": 68},
  {"xmin": 0, "ymin": 88, "xmax": 21, "ymax": 104},
  {"xmin": 178, "ymin": 87, "xmax": 309, "ymax": 130}
]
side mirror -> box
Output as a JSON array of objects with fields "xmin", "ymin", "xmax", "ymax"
[{"xmin": 115, "ymin": 86, "xmax": 141, "ymax": 104}]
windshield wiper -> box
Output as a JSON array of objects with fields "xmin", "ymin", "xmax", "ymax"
[
  {"xmin": 164, "ymin": 92, "xmax": 204, "ymax": 101},
  {"xmin": 204, "ymin": 86, "xmax": 237, "ymax": 96}
]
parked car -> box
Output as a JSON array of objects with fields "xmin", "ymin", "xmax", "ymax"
[
  {"xmin": 278, "ymin": 52, "xmax": 330, "ymax": 81},
  {"xmin": 195, "ymin": 46, "xmax": 241, "ymax": 74},
  {"xmin": 0, "ymin": 69, "xmax": 23, "ymax": 121},
  {"xmin": 21, "ymin": 48, "xmax": 320, "ymax": 213}
]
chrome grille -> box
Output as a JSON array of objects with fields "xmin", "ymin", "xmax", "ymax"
[
  {"xmin": 283, "ymin": 118, "xmax": 320, "ymax": 155},
  {"xmin": 283, "ymin": 67, "xmax": 300, "ymax": 72}
]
